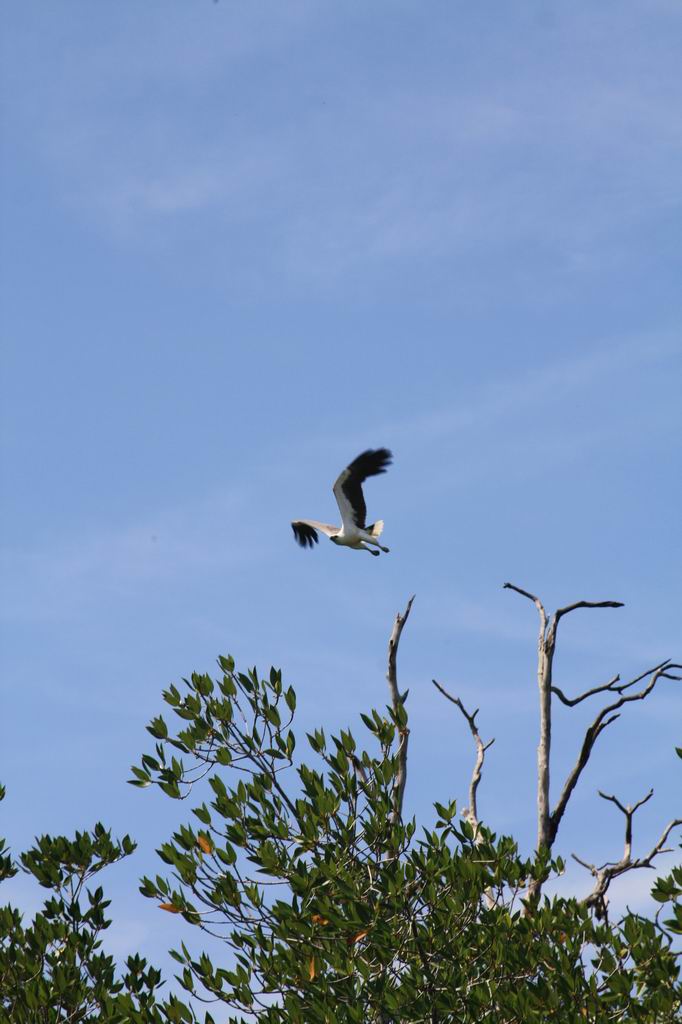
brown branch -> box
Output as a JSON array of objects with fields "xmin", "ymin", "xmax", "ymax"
[
  {"xmin": 549, "ymin": 661, "xmax": 679, "ymax": 845},
  {"xmin": 551, "ymin": 674, "xmax": 622, "ymax": 707},
  {"xmin": 552, "ymin": 598, "xmax": 624, "ymax": 624},
  {"xmin": 387, "ymin": 596, "xmax": 415, "ymax": 824},
  {"xmin": 432, "ymin": 680, "xmax": 495, "ymax": 833},
  {"xmin": 573, "ymin": 789, "xmax": 682, "ymax": 919},
  {"xmin": 551, "ymin": 660, "xmax": 678, "ymax": 707}
]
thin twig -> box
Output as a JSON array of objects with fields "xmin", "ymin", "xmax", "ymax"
[
  {"xmin": 432, "ymin": 680, "xmax": 494, "ymax": 833},
  {"xmin": 502, "ymin": 582, "xmax": 546, "ymax": 614},
  {"xmin": 597, "ymin": 789, "xmax": 654, "ymax": 862},
  {"xmin": 573, "ymin": 788, "xmax": 682, "ymax": 918},
  {"xmin": 387, "ymin": 596, "xmax": 415, "ymax": 824},
  {"xmin": 551, "ymin": 674, "xmax": 622, "ymax": 707},
  {"xmin": 552, "ymin": 659, "xmax": 679, "ymax": 706}
]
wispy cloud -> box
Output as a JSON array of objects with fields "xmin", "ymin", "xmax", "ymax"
[
  {"xmin": 6, "ymin": 4, "xmax": 681, "ymax": 289},
  {"xmin": 380, "ymin": 332, "xmax": 681, "ymax": 447}
]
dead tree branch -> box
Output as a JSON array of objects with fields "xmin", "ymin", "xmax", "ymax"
[
  {"xmin": 551, "ymin": 674, "xmax": 622, "ymax": 707},
  {"xmin": 502, "ymin": 582, "xmax": 679, "ymax": 912},
  {"xmin": 503, "ymin": 582, "xmax": 624, "ymax": 853},
  {"xmin": 503, "ymin": 583, "xmax": 551, "ymax": 850},
  {"xmin": 549, "ymin": 661, "xmax": 680, "ymax": 845},
  {"xmin": 573, "ymin": 789, "xmax": 682, "ymax": 919},
  {"xmin": 552, "ymin": 660, "xmax": 681, "ymax": 707},
  {"xmin": 387, "ymin": 596, "xmax": 415, "ymax": 824},
  {"xmin": 432, "ymin": 680, "xmax": 495, "ymax": 834}
]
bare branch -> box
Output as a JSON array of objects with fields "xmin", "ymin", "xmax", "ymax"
[
  {"xmin": 502, "ymin": 582, "xmax": 547, "ymax": 620},
  {"xmin": 574, "ymin": 788, "xmax": 682, "ymax": 918},
  {"xmin": 433, "ymin": 680, "xmax": 495, "ymax": 833},
  {"xmin": 503, "ymin": 582, "xmax": 551, "ymax": 850},
  {"xmin": 551, "ymin": 674, "xmax": 622, "ymax": 707},
  {"xmin": 571, "ymin": 852, "xmax": 595, "ymax": 873},
  {"xmin": 506, "ymin": 581, "xmax": 679, "ymax": 916},
  {"xmin": 387, "ymin": 596, "xmax": 415, "ymax": 824},
  {"xmin": 640, "ymin": 820, "xmax": 682, "ymax": 863},
  {"xmin": 551, "ymin": 660, "xmax": 675, "ymax": 707},
  {"xmin": 546, "ymin": 599, "xmax": 624, "ymax": 659},
  {"xmin": 554, "ymin": 598, "xmax": 624, "ymax": 622},
  {"xmin": 549, "ymin": 661, "xmax": 679, "ymax": 844},
  {"xmin": 597, "ymin": 788, "xmax": 653, "ymax": 861},
  {"xmin": 542, "ymin": 596, "xmax": 625, "ymax": 846}
]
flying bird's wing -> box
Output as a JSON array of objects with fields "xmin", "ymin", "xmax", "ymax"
[
  {"xmin": 332, "ymin": 448, "xmax": 392, "ymax": 531},
  {"xmin": 291, "ymin": 520, "xmax": 338, "ymax": 548}
]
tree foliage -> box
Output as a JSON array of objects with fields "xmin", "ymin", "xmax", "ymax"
[
  {"xmin": 2, "ymin": 612, "xmax": 681, "ymax": 1022},
  {"xmin": 0, "ymin": 791, "xmax": 170, "ymax": 1023},
  {"xmin": 128, "ymin": 656, "xmax": 681, "ymax": 1022}
]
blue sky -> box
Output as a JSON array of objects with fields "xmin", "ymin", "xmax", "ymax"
[{"xmin": 2, "ymin": 0, "xmax": 681, "ymax": 989}]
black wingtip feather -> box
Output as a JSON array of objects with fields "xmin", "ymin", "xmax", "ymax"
[
  {"xmin": 291, "ymin": 522, "xmax": 319, "ymax": 549},
  {"xmin": 347, "ymin": 448, "xmax": 393, "ymax": 478}
]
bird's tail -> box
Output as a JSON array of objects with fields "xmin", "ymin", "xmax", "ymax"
[{"xmin": 367, "ymin": 520, "xmax": 384, "ymax": 538}]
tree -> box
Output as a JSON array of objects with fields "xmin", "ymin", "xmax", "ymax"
[
  {"xmin": 2, "ymin": 587, "xmax": 680, "ymax": 1022},
  {"xmin": 0, "ymin": 794, "xmax": 168, "ymax": 1023},
  {"xmin": 129, "ymin": 588, "xmax": 681, "ymax": 1022}
]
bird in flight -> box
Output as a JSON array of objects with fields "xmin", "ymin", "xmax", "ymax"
[{"xmin": 291, "ymin": 448, "xmax": 392, "ymax": 556}]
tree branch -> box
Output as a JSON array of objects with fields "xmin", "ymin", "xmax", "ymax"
[
  {"xmin": 549, "ymin": 661, "xmax": 679, "ymax": 844},
  {"xmin": 553, "ymin": 598, "xmax": 624, "ymax": 624},
  {"xmin": 551, "ymin": 674, "xmax": 622, "ymax": 707},
  {"xmin": 502, "ymin": 581, "xmax": 680, "ymax": 918},
  {"xmin": 545, "ymin": 600, "xmax": 625, "ymax": 666},
  {"xmin": 504, "ymin": 583, "xmax": 635, "ymax": 909},
  {"xmin": 505, "ymin": 584, "xmax": 631, "ymax": 854},
  {"xmin": 573, "ymin": 788, "xmax": 682, "ymax": 919},
  {"xmin": 551, "ymin": 659, "xmax": 679, "ymax": 707},
  {"xmin": 432, "ymin": 680, "xmax": 494, "ymax": 834},
  {"xmin": 387, "ymin": 596, "xmax": 415, "ymax": 824},
  {"xmin": 597, "ymin": 788, "xmax": 653, "ymax": 861},
  {"xmin": 502, "ymin": 582, "xmax": 546, "ymax": 614},
  {"xmin": 503, "ymin": 582, "xmax": 551, "ymax": 850}
]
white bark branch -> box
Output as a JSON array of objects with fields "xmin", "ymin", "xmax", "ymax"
[
  {"xmin": 504, "ymin": 583, "xmax": 632, "ymax": 852},
  {"xmin": 503, "ymin": 582, "xmax": 552, "ymax": 850},
  {"xmin": 505, "ymin": 581, "xmax": 679, "ymax": 913},
  {"xmin": 573, "ymin": 788, "xmax": 682, "ymax": 918},
  {"xmin": 432, "ymin": 680, "xmax": 494, "ymax": 834},
  {"xmin": 387, "ymin": 596, "xmax": 415, "ymax": 824},
  {"xmin": 502, "ymin": 582, "xmax": 547, "ymax": 614}
]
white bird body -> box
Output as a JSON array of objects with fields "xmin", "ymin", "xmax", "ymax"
[
  {"xmin": 291, "ymin": 449, "xmax": 392, "ymax": 556},
  {"xmin": 331, "ymin": 522, "xmax": 383, "ymax": 549}
]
